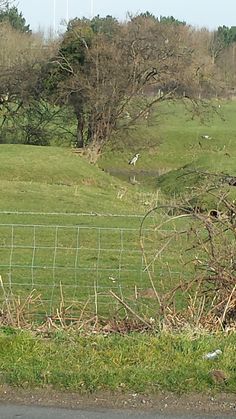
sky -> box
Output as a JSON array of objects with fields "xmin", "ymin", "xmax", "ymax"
[{"xmin": 17, "ymin": 0, "xmax": 236, "ymax": 32}]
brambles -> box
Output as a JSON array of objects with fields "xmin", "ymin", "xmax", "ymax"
[{"xmin": 139, "ymin": 191, "xmax": 236, "ymax": 331}]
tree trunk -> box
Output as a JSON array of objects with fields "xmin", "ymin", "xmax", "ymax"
[
  {"xmin": 85, "ymin": 134, "xmax": 106, "ymax": 164},
  {"xmin": 87, "ymin": 114, "xmax": 94, "ymax": 144},
  {"xmin": 75, "ymin": 112, "xmax": 84, "ymax": 148}
]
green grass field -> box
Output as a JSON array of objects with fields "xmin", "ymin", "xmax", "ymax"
[
  {"xmin": 0, "ymin": 145, "xmax": 149, "ymax": 318},
  {"xmin": 0, "ymin": 101, "xmax": 236, "ymax": 395},
  {"xmin": 0, "ymin": 144, "xmax": 146, "ymax": 218},
  {"xmin": 1, "ymin": 100, "xmax": 236, "ymax": 320}
]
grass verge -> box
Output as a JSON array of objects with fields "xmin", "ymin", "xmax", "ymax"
[{"xmin": 0, "ymin": 328, "xmax": 235, "ymax": 394}]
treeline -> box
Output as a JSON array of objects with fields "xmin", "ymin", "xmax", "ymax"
[{"xmin": 0, "ymin": 2, "xmax": 236, "ymax": 154}]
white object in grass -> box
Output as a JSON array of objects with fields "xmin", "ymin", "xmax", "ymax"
[
  {"xmin": 201, "ymin": 134, "xmax": 212, "ymax": 139},
  {"xmin": 203, "ymin": 349, "xmax": 222, "ymax": 360}
]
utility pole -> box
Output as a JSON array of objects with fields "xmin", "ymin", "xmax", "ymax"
[
  {"xmin": 90, "ymin": 0, "xmax": 94, "ymax": 18},
  {"xmin": 66, "ymin": 0, "xmax": 69, "ymax": 23},
  {"xmin": 53, "ymin": 0, "xmax": 56, "ymax": 35}
]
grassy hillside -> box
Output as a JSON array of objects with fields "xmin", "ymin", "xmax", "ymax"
[
  {"xmin": 1, "ymin": 102, "xmax": 236, "ymax": 321},
  {"xmin": 100, "ymin": 100, "xmax": 236, "ymax": 196},
  {"xmin": 0, "ymin": 145, "xmax": 158, "ymax": 318},
  {"xmin": 0, "ymin": 144, "xmax": 149, "ymax": 227}
]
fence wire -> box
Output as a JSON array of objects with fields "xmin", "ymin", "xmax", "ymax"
[{"xmin": 0, "ymin": 222, "xmax": 186, "ymax": 320}]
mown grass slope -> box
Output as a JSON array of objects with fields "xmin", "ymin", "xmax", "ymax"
[
  {"xmin": 0, "ymin": 144, "xmax": 148, "ymax": 227},
  {"xmin": 0, "ymin": 144, "xmax": 157, "ymax": 318}
]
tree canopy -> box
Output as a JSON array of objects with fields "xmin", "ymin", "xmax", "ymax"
[
  {"xmin": 40, "ymin": 14, "xmax": 214, "ymax": 157},
  {"xmin": 1, "ymin": 10, "xmax": 236, "ymax": 151},
  {"xmin": 0, "ymin": 4, "xmax": 31, "ymax": 33},
  {"xmin": 217, "ymin": 25, "xmax": 236, "ymax": 46}
]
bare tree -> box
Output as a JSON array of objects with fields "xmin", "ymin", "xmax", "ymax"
[{"xmin": 49, "ymin": 17, "xmax": 213, "ymax": 160}]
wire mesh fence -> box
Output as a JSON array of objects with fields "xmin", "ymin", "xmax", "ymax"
[{"xmin": 0, "ymin": 219, "xmax": 191, "ymax": 321}]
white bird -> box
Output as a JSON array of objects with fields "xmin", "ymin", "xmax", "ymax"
[
  {"xmin": 203, "ymin": 349, "xmax": 222, "ymax": 360},
  {"xmin": 128, "ymin": 153, "xmax": 140, "ymax": 166},
  {"xmin": 201, "ymin": 135, "xmax": 212, "ymax": 140}
]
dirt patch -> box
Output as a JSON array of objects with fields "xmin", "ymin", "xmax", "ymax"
[
  {"xmin": 0, "ymin": 386, "xmax": 235, "ymax": 415},
  {"xmin": 81, "ymin": 178, "xmax": 97, "ymax": 186}
]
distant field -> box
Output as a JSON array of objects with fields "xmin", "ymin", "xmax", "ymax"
[{"xmin": 100, "ymin": 100, "xmax": 236, "ymax": 182}]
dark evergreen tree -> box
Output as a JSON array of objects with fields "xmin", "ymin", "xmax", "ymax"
[{"xmin": 0, "ymin": 4, "xmax": 31, "ymax": 33}]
